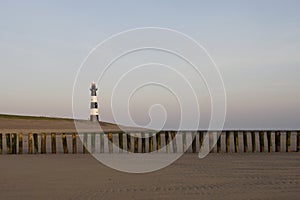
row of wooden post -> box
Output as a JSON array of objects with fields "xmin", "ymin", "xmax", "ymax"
[{"xmin": 0, "ymin": 131, "xmax": 299, "ymax": 154}]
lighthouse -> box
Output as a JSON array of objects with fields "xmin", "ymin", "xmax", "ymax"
[{"xmin": 90, "ymin": 82, "xmax": 99, "ymax": 122}]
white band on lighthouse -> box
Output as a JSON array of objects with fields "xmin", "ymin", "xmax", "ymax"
[
  {"xmin": 90, "ymin": 108, "xmax": 99, "ymax": 115},
  {"xmin": 91, "ymin": 96, "xmax": 98, "ymax": 102}
]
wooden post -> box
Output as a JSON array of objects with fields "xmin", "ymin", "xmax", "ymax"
[
  {"xmin": 41, "ymin": 133, "xmax": 46, "ymax": 154},
  {"xmin": 217, "ymin": 132, "xmax": 221, "ymax": 153},
  {"xmin": 0, "ymin": 133, "xmax": 2, "ymax": 154},
  {"xmin": 18, "ymin": 133, "xmax": 23, "ymax": 154},
  {"xmin": 156, "ymin": 132, "xmax": 161, "ymax": 152},
  {"xmin": 259, "ymin": 131, "xmax": 264, "ymax": 152},
  {"xmin": 192, "ymin": 131, "xmax": 196, "ymax": 153},
  {"xmin": 234, "ymin": 131, "xmax": 238, "ymax": 153},
  {"xmin": 72, "ymin": 133, "xmax": 77, "ymax": 154},
  {"xmin": 83, "ymin": 133, "xmax": 88, "ymax": 154},
  {"xmin": 11, "ymin": 133, "xmax": 17, "ymax": 154},
  {"xmin": 209, "ymin": 132, "xmax": 214, "ymax": 153},
  {"xmin": 6, "ymin": 133, "xmax": 11, "ymax": 154},
  {"xmin": 33, "ymin": 133, "xmax": 38, "ymax": 154},
  {"xmin": 165, "ymin": 131, "xmax": 170, "ymax": 153},
  {"xmin": 149, "ymin": 133, "xmax": 153, "ymax": 153},
  {"xmin": 251, "ymin": 132, "xmax": 256, "ymax": 153},
  {"xmin": 243, "ymin": 131, "xmax": 248, "ymax": 153},
  {"xmin": 62, "ymin": 133, "xmax": 68, "ymax": 154},
  {"xmin": 134, "ymin": 134, "xmax": 139, "ymax": 153},
  {"xmin": 199, "ymin": 131, "xmax": 204, "ymax": 152},
  {"xmin": 127, "ymin": 134, "xmax": 131, "ymax": 153},
  {"xmin": 267, "ymin": 131, "xmax": 272, "ymax": 153},
  {"xmin": 297, "ymin": 132, "xmax": 300, "ymax": 152},
  {"xmin": 51, "ymin": 133, "xmax": 56, "ymax": 154},
  {"xmin": 28, "ymin": 133, "xmax": 33, "ymax": 154},
  {"xmin": 100, "ymin": 133, "xmax": 104, "ymax": 153},
  {"xmin": 182, "ymin": 132, "xmax": 186, "ymax": 153},
  {"xmin": 170, "ymin": 131, "xmax": 177, "ymax": 153},
  {"xmin": 286, "ymin": 131, "xmax": 291, "ymax": 152},
  {"xmin": 225, "ymin": 131, "xmax": 230, "ymax": 153},
  {"xmin": 108, "ymin": 133, "xmax": 113, "ymax": 153},
  {"xmin": 91, "ymin": 133, "xmax": 95, "ymax": 154},
  {"xmin": 119, "ymin": 132, "xmax": 123, "ymax": 153},
  {"xmin": 275, "ymin": 131, "xmax": 281, "ymax": 152},
  {"xmin": 141, "ymin": 132, "xmax": 145, "ymax": 153}
]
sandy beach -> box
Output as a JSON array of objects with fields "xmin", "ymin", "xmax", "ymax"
[
  {"xmin": 0, "ymin": 115, "xmax": 299, "ymax": 199},
  {"xmin": 0, "ymin": 153, "xmax": 299, "ymax": 200}
]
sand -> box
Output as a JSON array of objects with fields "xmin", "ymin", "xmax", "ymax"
[{"xmin": 0, "ymin": 153, "xmax": 299, "ymax": 200}]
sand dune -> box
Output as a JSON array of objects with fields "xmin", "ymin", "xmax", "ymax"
[{"xmin": 0, "ymin": 114, "xmax": 148, "ymax": 133}]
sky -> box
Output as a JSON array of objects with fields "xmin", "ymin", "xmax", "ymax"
[{"xmin": 0, "ymin": 0, "xmax": 299, "ymax": 129}]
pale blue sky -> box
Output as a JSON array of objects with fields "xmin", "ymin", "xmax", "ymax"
[{"xmin": 0, "ymin": 0, "xmax": 299, "ymax": 129}]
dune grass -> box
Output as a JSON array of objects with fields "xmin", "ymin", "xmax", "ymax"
[
  {"xmin": 0, "ymin": 114, "xmax": 119, "ymax": 126},
  {"xmin": 0, "ymin": 114, "xmax": 74, "ymax": 121}
]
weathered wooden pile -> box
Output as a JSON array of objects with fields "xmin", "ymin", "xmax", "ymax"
[{"xmin": 0, "ymin": 131, "xmax": 299, "ymax": 154}]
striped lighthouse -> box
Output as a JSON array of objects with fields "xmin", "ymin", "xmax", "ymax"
[{"xmin": 90, "ymin": 82, "xmax": 99, "ymax": 122}]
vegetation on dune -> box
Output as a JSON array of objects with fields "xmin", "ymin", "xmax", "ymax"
[
  {"xmin": 0, "ymin": 114, "xmax": 74, "ymax": 121},
  {"xmin": 0, "ymin": 114, "xmax": 118, "ymax": 126}
]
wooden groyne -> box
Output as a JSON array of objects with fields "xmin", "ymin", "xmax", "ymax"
[{"xmin": 0, "ymin": 131, "xmax": 299, "ymax": 154}]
